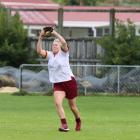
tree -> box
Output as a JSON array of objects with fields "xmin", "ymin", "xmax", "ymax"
[
  {"xmin": 52, "ymin": 0, "xmax": 105, "ymax": 5},
  {"xmin": 98, "ymin": 20, "xmax": 140, "ymax": 65},
  {"xmin": 0, "ymin": 5, "xmax": 37, "ymax": 67},
  {"xmin": 52, "ymin": 0, "xmax": 140, "ymax": 6}
]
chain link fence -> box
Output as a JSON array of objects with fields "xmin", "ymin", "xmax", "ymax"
[{"xmin": 19, "ymin": 64, "xmax": 140, "ymax": 95}]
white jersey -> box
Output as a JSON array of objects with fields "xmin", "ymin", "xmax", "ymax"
[{"xmin": 47, "ymin": 50, "xmax": 74, "ymax": 83}]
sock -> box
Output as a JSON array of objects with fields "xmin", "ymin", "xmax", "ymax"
[
  {"xmin": 60, "ymin": 118, "xmax": 68, "ymax": 129},
  {"xmin": 75, "ymin": 118, "xmax": 81, "ymax": 131},
  {"xmin": 76, "ymin": 118, "xmax": 81, "ymax": 123}
]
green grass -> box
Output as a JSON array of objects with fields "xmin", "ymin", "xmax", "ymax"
[{"xmin": 0, "ymin": 94, "xmax": 140, "ymax": 140}]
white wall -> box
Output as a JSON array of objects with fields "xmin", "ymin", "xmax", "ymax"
[
  {"xmin": 25, "ymin": 24, "xmax": 140, "ymax": 38},
  {"xmin": 63, "ymin": 27, "xmax": 90, "ymax": 38},
  {"xmin": 135, "ymin": 26, "xmax": 140, "ymax": 36},
  {"xmin": 25, "ymin": 26, "xmax": 91, "ymax": 38}
]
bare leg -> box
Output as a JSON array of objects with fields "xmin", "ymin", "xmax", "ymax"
[
  {"xmin": 54, "ymin": 91, "xmax": 66, "ymax": 119},
  {"xmin": 54, "ymin": 91, "xmax": 69, "ymax": 131},
  {"xmin": 68, "ymin": 98, "xmax": 81, "ymax": 131},
  {"xmin": 68, "ymin": 98, "xmax": 80, "ymax": 118}
]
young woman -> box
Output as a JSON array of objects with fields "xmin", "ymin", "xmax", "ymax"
[{"xmin": 36, "ymin": 29, "xmax": 81, "ymax": 132}]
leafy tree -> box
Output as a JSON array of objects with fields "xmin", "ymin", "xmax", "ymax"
[
  {"xmin": 52, "ymin": 0, "xmax": 106, "ymax": 5},
  {"xmin": 52, "ymin": 0, "xmax": 140, "ymax": 6},
  {"xmin": 0, "ymin": 5, "xmax": 37, "ymax": 67},
  {"xmin": 98, "ymin": 20, "xmax": 140, "ymax": 65}
]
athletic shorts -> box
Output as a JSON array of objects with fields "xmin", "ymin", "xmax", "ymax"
[{"xmin": 53, "ymin": 77, "xmax": 78, "ymax": 99}]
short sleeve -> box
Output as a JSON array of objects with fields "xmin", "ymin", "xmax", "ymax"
[{"xmin": 47, "ymin": 51, "xmax": 52, "ymax": 60}]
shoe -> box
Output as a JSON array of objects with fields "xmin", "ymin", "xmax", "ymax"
[
  {"xmin": 75, "ymin": 122, "xmax": 81, "ymax": 131},
  {"xmin": 58, "ymin": 127, "xmax": 70, "ymax": 132}
]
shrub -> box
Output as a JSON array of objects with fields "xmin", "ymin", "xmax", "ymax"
[
  {"xmin": 98, "ymin": 20, "xmax": 140, "ymax": 65},
  {"xmin": 0, "ymin": 5, "xmax": 37, "ymax": 67}
]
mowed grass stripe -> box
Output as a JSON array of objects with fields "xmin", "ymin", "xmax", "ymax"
[{"xmin": 0, "ymin": 94, "xmax": 140, "ymax": 140}]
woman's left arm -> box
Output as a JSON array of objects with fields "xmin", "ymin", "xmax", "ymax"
[{"xmin": 52, "ymin": 30, "xmax": 69, "ymax": 52}]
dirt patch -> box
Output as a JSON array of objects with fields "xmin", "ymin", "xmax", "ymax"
[
  {"xmin": 0, "ymin": 86, "xmax": 19, "ymax": 93},
  {"xmin": 0, "ymin": 75, "xmax": 16, "ymax": 87}
]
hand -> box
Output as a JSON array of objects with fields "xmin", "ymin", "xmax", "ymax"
[
  {"xmin": 39, "ymin": 30, "xmax": 45, "ymax": 39},
  {"xmin": 51, "ymin": 30, "xmax": 58, "ymax": 36}
]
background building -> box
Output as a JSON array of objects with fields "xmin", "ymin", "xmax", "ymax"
[{"xmin": 1, "ymin": 0, "xmax": 140, "ymax": 37}]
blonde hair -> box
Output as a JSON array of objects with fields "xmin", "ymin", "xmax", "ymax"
[
  {"xmin": 53, "ymin": 38, "xmax": 62, "ymax": 46},
  {"xmin": 53, "ymin": 38, "xmax": 60, "ymax": 42}
]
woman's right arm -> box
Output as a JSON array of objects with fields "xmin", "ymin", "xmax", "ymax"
[{"xmin": 36, "ymin": 31, "xmax": 47, "ymax": 58}]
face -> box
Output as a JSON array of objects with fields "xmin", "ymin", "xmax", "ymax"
[{"xmin": 52, "ymin": 39, "xmax": 61, "ymax": 54}]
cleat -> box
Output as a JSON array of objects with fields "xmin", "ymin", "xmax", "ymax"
[
  {"xmin": 75, "ymin": 122, "xmax": 81, "ymax": 131},
  {"xmin": 58, "ymin": 127, "xmax": 70, "ymax": 132}
]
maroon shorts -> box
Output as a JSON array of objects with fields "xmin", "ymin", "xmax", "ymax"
[{"xmin": 53, "ymin": 77, "xmax": 78, "ymax": 99}]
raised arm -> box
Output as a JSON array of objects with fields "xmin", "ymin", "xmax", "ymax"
[
  {"xmin": 36, "ymin": 30, "xmax": 47, "ymax": 58},
  {"xmin": 52, "ymin": 30, "xmax": 69, "ymax": 52}
]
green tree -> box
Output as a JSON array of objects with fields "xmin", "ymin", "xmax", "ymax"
[
  {"xmin": 52, "ymin": 0, "xmax": 106, "ymax": 5},
  {"xmin": 0, "ymin": 5, "xmax": 37, "ymax": 67},
  {"xmin": 52, "ymin": 0, "xmax": 140, "ymax": 6},
  {"xmin": 98, "ymin": 20, "xmax": 140, "ymax": 65}
]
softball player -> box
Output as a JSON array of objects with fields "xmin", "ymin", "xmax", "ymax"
[{"xmin": 36, "ymin": 28, "xmax": 81, "ymax": 132}]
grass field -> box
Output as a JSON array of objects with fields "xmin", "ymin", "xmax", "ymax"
[{"xmin": 0, "ymin": 94, "xmax": 140, "ymax": 140}]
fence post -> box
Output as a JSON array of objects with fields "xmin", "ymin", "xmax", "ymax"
[
  {"xmin": 58, "ymin": 7, "xmax": 63, "ymax": 35},
  {"xmin": 110, "ymin": 8, "xmax": 115, "ymax": 38},
  {"xmin": 19, "ymin": 65, "xmax": 23, "ymax": 92},
  {"xmin": 84, "ymin": 65, "xmax": 87, "ymax": 96},
  {"xmin": 117, "ymin": 66, "xmax": 120, "ymax": 94}
]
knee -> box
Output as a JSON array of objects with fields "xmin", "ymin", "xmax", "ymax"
[
  {"xmin": 70, "ymin": 104, "xmax": 76, "ymax": 112},
  {"xmin": 55, "ymin": 100, "xmax": 62, "ymax": 108}
]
